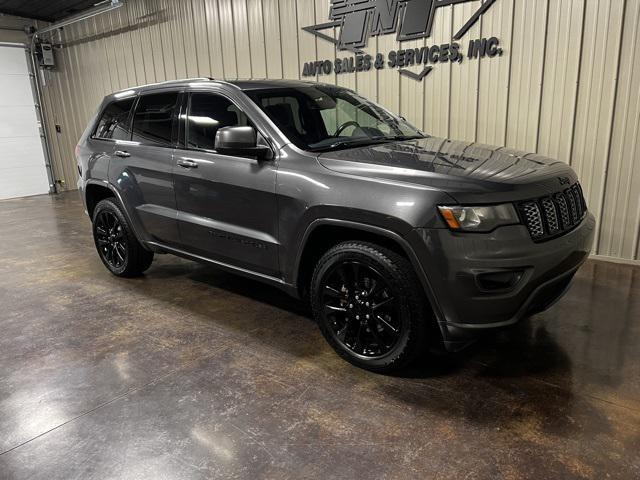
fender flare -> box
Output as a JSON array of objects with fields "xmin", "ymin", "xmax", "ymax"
[
  {"xmin": 84, "ymin": 179, "xmax": 148, "ymax": 248},
  {"xmin": 292, "ymin": 218, "xmax": 446, "ymax": 326}
]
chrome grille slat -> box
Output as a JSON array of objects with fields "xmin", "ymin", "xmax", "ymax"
[{"xmin": 519, "ymin": 182, "xmax": 587, "ymax": 242}]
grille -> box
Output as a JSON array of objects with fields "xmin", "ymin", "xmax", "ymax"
[
  {"xmin": 518, "ymin": 182, "xmax": 587, "ymax": 242},
  {"xmin": 520, "ymin": 202, "xmax": 545, "ymax": 238},
  {"xmin": 541, "ymin": 198, "xmax": 560, "ymax": 233}
]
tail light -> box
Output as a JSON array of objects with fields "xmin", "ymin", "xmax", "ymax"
[{"xmin": 75, "ymin": 145, "xmax": 82, "ymax": 176}]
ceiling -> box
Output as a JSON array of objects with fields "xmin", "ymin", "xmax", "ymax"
[{"xmin": 0, "ymin": 0, "xmax": 100, "ymax": 22}]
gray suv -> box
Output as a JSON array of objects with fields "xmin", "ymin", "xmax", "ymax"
[{"xmin": 77, "ymin": 78, "xmax": 595, "ymax": 372}]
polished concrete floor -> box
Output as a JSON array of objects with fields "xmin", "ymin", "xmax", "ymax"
[{"xmin": 0, "ymin": 192, "xmax": 638, "ymax": 480}]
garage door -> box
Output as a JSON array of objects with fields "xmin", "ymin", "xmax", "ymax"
[{"xmin": 0, "ymin": 43, "xmax": 50, "ymax": 200}]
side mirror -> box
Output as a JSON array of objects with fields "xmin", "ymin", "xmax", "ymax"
[{"xmin": 214, "ymin": 126, "xmax": 272, "ymax": 160}]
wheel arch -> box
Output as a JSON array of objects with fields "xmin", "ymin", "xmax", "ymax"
[
  {"xmin": 84, "ymin": 180, "xmax": 148, "ymax": 249},
  {"xmin": 85, "ymin": 182, "xmax": 116, "ymax": 219},
  {"xmin": 293, "ymin": 219, "xmax": 444, "ymax": 324}
]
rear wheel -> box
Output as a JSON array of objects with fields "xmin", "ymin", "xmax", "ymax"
[
  {"xmin": 311, "ymin": 241, "xmax": 428, "ymax": 372},
  {"xmin": 92, "ymin": 198, "xmax": 153, "ymax": 277}
]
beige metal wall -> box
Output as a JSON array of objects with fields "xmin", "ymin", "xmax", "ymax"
[{"xmin": 38, "ymin": 0, "xmax": 640, "ymax": 262}]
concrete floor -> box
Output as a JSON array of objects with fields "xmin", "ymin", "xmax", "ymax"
[{"xmin": 0, "ymin": 192, "xmax": 638, "ymax": 480}]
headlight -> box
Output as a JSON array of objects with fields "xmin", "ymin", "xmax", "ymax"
[{"xmin": 438, "ymin": 204, "xmax": 519, "ymax": 232}]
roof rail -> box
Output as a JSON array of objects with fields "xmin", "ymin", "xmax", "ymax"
[{"xmin": 113, "ymin": 77, "xmax": 217, "ymax": 95}]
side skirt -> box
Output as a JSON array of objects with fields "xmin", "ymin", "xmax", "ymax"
[{"xmin": 145, "ymin": 241, "xmax": 299, "ymax": 297}]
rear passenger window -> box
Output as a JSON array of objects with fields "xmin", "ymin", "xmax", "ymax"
[
  {"xmin": 94, "ymin": 98, "xmax": 135, "ymax": 140},
  {"xmin": 131, "ymin": 92, "xmax": 179, "ymax": 147}
]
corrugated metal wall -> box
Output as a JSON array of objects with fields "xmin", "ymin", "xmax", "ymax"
[{"xmin": 39, "ymin": 0, "xmax": 640, "ymax": 262}]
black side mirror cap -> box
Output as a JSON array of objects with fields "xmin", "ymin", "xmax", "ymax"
[{"xmin": 215, "ymin": 126, "xmax": 273, "ymax": 160}]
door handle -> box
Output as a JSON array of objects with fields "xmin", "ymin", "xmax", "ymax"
[
  {"xmin": 177, "ymin": 159, "xmax": 198, "ymax": 169},
  {"xmin": 114, "ymin": 150, "xmax": 130, "ymax": 158}
]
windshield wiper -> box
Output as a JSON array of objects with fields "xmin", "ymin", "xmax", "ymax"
[
  {"xmin": 311, "ymin": 138, "xmax": 389, "ymax": 152},
  {"xmin": 371, "ymin": 134, "xmax": 425, "ymax": 142},
  {"xmin": 310, "ymin": 134, "xmax": 425, "ymax": 152}
]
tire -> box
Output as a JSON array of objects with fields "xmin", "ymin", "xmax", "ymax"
[
  {"xmin": 311, "ymin": 241, "xmax": 428, "ymax": 373},
  {"xmin": 92, "ymin": 198, "xmax": 154, "ymax": 277}
]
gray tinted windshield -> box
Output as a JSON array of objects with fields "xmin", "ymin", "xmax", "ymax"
[{"xmin": 247, "ymin": 85, "xmax": 424, "ymax": 152}]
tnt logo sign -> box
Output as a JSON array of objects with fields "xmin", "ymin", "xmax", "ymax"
[
  {"xmin": 304, "ymin": 0, "xmax": 497, "ymax": 52},
  {"xmin": 302, "ymin": 0, "xmax": 502, "ymax": 81}
]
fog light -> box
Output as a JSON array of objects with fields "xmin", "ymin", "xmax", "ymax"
[{"xmin": 476, "ymin": 270, "xmax": 524, "ymax": 292}]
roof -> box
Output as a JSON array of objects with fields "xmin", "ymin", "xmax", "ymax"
[
  {"xmin": 109, "ymin": 78, "xmax": 329, "ymax": 98},
  {"xmin": 227, "ymin": 79, "xmax": 320, "ymax": 91}
]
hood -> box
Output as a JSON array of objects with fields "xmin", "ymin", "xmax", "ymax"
[{"xmin": 317, "ymin": 137, "xmax": 578, "ymax": 204}]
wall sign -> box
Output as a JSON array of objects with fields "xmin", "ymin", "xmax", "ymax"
[{"xmin": 302, "ymin": 0, "xmax": 503, "ymax": 81}]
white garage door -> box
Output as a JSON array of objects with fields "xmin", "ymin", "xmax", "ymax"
[{"xmin": 0, "ymin": 43, "xmax": 50, "ymax": 200}]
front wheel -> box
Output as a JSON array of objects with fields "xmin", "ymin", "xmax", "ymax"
[
  {"xmin": 311, "ymin": 241, "xmax": 428, "ymax": 372},
  {"xmin": 92, "ymin": 198, "xmax": 154, "ymax": 277}
]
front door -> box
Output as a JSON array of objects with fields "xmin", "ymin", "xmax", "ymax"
[{"xmin": 173, "ymin": 92, "xmax": 279, "ymax": 277}]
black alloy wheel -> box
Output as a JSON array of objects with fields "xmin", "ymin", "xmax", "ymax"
[
  {"xmin": 95, "ymin": 210, "xmax": 127, "ymax": 269},
  {"xmin": 321, "ymin": 261, "xmax": 400, "ymax": 358},
  {"xmin": 92, "ymin": 198, "xmax": 154, "ymax": 277},
  {"xmin": 312, "ymin": 241, "xmax": 428, "ymax": 372}
]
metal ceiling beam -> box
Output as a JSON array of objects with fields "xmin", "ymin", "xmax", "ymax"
[{"xmin": 34, "ymin": 0, "xmax": 123, "ymax": 35}]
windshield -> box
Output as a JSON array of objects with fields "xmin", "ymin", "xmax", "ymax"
[{"xmin": 247, "ymin": 85, "xmax": 425, "ymax": 152}]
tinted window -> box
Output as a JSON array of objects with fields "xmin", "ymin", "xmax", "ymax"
[
  {"xmin": 255, "ymin": 95, "xmax": 309, "ymax": 147},
  {"xmin": 248, "ymin": 85, "xmax": 423, "ymax": 152},
  {"xmin": 187, "ymin": 93, "xmax": 250, "ymax": 150},
  {"xmin": 131, "ymin": 92, "xmax": 179, "ymax": 147},
  {"xmin": 94, "ymin": 98, "xmax": 135, "ymax": 140}
]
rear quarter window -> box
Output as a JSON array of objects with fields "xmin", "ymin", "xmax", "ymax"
[{"xmin": 93, "ymin": 98, "xmax": 135, "ymax": 140}]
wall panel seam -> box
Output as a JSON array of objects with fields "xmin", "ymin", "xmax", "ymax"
[
  {"xmin": 595, "ymin": 0, "xmax": 627, "ymax": 254},
  {"xmin": 215, "ymin": 0, "xmax": 227, "ymax": 79},
  {"xmin": 567, "ymin": 0, "xmax": 587, "ymax": 169},
  {"xmin": 534, "ymin": 0, "xmax": 550, "ymax": 154},
  {"xmin": 260, "ymin": 0, "xmax": 268, "ymax": 79},
  {"xmin": 609, "ymin": 1, "xmax": 639, "ymax": 256},
  {"xmin": 502, "ymin": 0, "xmax": 515, "ymax": 146}
]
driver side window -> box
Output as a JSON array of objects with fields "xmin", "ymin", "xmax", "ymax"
[{"xmin": 187, "ymin": 93, "xmax": 249, "ymax": 150}]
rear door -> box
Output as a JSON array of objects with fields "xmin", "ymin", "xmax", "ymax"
[
  {"xmin": 109, "ymin": 90, "xmax": 181, "ymax": 246},
  {"xmin": 173, "ymin": 91, "xmax": 279, "ymax": 277},
  {"xmin": 88, "ymin": 95, "xmax": 136, "ymax": 184}
]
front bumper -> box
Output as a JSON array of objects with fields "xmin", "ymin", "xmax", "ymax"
[{"xmin": 409, "ymin": 213, "xmax": 596, "ymax": 347}]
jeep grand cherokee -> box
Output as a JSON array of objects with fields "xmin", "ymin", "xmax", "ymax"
[{"xmin": 76, "ymin": 79, "xmax": 595, "ymax": 372}]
